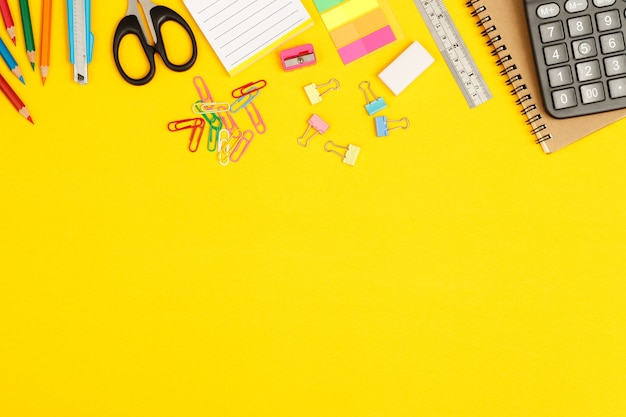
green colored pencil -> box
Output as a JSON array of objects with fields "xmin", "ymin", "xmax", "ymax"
[{"xmin": 19, "ymin": 0, "xmax": 35, "ymax": 70}]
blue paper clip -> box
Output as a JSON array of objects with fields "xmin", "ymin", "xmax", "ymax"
[
  {"xmin": 231, "ymin": 87, "xmax": 260, "ymax": 113},
  {"xmin": 375, "ymin": 116, "xmax": 410, "ymax": 137},
  {"xmin": 359, "ymin": 81, "xmax": 386, "ymax": 116}
]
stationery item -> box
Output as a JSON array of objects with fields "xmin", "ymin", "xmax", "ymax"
[
  {"xmin": 313, "ymin": 0, "xmax": 403, "ymax": 64},
  {"xmin": 231, "ymin": 88, "xmax": 260, "ymax": 113},
  {"xmin": 232, "ymin": 80, "xmax": 266, "ymax": 98},
  {"xmin": 304, "ymin": 78, "xmax": 340, "ymax": 105},
  {"xmin": 40, "ymin": 0, "xmax": 52, "ymax": 84},
  {"xmin": 229, "ymin": 129, "xmax": 254, "ymax": 163},
  {"xmin": 0, "ymin": 0, "xmax": 16, "ymax": 45},
  {"xmin": 113, "ymin": 0, "xmax": 197, "ymax": 86},
  {"xmin": 298, "ymin": 114, "xmax": 330, "ymax": 147},
  {"xmin": 468, "ymin": 0, "xmax": 626, "ymax": 152},
  {"xmin": 67, "ymin": 0, "xmax": 94, "ymax": 84},
  {"xmin": 183, "ymin": 0, "xmax": 313, "ymax": 75},
  {"xmin": 525, "ymin": 0, "xmax": 626, "ymax": 118},
  {"xmin": 375, "ymin": 116, "xmax": 409, "ymax": 137},
  {"xmin": 324, "ymin": 141, "xmax": 360, "ymax": 166},
  {"xmin": 414, "ymin": 0, "xmax": 491, "ymax": 108},
  {"xmin": 193, "ymin": 101, "xmax": 223, "ymax": 152},
  {"xmin": 378, "ymin": 41, "xmax": 434, "ymax": 96},
  {"xmin": 19, "ymin": 0, "xmax": 35, "ymax": 70},
  {"xmin": 193, "ymin": 102, "xmax": 231, "ymax": 114},
  {"xmin": 167, "ymin": 118, "xmax": 205, "ymax": 152},
  {"xmin": 0, "ymin": 38, "xmax": 25, "ymax": 83},
  {"xmin": 281, "ymin": 44, "xmax": 317, "ymax": 71},
  {"xmin": 217, "ymin": 129, "xmax": 231, "ymax": 166},
  {"xmin": 245, "ymin": 103, "xmax": 266, "ymax": 135},
  {"xmin": 359, "ymin": 81, "xmax": 386, "ymax": 115},
  {"xmin": 0, "ymin": 72, "xmax": 33, "ymax": 123},
  {"xmin": 193, "ymin": 76, "xmax": 239, "ymax": 132}
]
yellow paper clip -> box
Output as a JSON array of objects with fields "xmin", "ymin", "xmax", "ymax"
[
  {"xmin": 217, "ymin": 129, "xmax": 231, "ymax": 167},
  {"xmin": 192, "ymin": 102, "xmax": 231, "ymax": 114},
  {"xmin": 304, "ymin": 78, "xmax": 340, "ymax": 105},
  {"xmin": 324, "ymin": 141, "xmax": 360, "ymax": 166},
  {"xmin": 167, "ymin": 118, "xmax": 206, "ymax": 153}
]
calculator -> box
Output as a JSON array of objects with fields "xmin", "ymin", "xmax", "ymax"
[{"xmin": 525, "ymin": 0, "xmax": 626, "ymax": 118}]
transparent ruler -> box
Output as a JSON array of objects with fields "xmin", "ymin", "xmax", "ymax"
[{"xmin": 413, "ymin": 0, "xmax": 491, "ymax": 108}]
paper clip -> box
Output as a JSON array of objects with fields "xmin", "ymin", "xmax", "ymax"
[
  {"xmin": 230, "ymin": 130, "xmax": 254, "ymax": 162},
  {"xmin": 304, "ymin": 78, "xmax": 340, "ymax": 105},
  {"xmin": 245, "ymin": 102, "xmax": 266, "ymax": 134},
  {"xmin": 232, "ymin": 80, "xmax": 266, "ymax": 98},
  {"xmin": 297, "ymin": 114, "xmax": 329, "ymax": 147},
  {"xmin": 194, "ymin": 76, "xmax": 214, "ymax": 102},
  {"xmin": 218, "ymin": 107, "xmax": 239, "ymax": 133},
  {"xmin": 375, "ymin": 116, "xmax": 410, "ymax": 137},
  {"xmin": 167, "ymin": 118, "xmax": 205, "ymax": 153},
  {"xmin": 359, "ymin": 81, "xmax": 387, "ymax": 116},
  {"xmin": 324, "ymin": 141, "xmax": 360, "ymax": 167},
  {"xmin": 217, "ymin": 129, "xmax": 231, "ymax": 166},
  {"xmin": 192, "ymin": 102, "xmax": 231, "ymax": 114},
  {"xmin": 280, "ymin": 44, "xmax": 316, "ymax": 71},
  {"xmin": 231, "ymin": 88, "xmax": 260, "ymax": 113}
]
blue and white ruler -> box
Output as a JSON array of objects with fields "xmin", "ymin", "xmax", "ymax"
[{"xmin": 413, "ymin": 0, "xmax": 491, "ymax": 108}]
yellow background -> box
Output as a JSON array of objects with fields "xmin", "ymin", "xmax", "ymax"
[{"xmin": 2, "ymin": 0, "xmax": 626, "ymax": 416}]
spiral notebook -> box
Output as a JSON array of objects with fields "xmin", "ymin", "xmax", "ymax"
[{"xmin": 468, "ymin": 0, "xmax": 626, "ymax": 153}]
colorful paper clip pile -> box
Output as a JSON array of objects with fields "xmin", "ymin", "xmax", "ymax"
[{"xmin": 167, "ymin": 76, "xmax": 267, "ymax": 165}]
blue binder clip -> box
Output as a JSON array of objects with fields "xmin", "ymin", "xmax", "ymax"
[
  {"xmin": 359, "ymin": 81, "xmax": 386, "ymax": 116},
  {"xmin": 375, "ymin": 116, "xmax": 410, "ymax": 137}
]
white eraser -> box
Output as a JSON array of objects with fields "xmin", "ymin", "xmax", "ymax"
[{"xmin": 378, "ymin": 41, "xmax": 434, "ymax": 96}]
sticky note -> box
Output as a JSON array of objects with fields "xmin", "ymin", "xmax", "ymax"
[
  {"xmin": 320, "ymin": 0, "xmax": 379, "ymax": 31},
  {"xmin": 378, "ymin": 41, "xmax": 434, "ymax": 96}
]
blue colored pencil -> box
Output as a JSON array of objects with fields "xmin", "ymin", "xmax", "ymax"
[{"xmin": 0, "ymin": 37, "xmax": 25, "ymax": 84}]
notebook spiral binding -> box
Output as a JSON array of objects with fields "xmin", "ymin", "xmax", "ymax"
[{"xmin": 465, "ymin": 0, "xmax": 552, "ymax": 144}]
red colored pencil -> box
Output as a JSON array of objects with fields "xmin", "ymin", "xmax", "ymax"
[
  {"xmin": 0, "ymin": 72, "xmax": 33, "ymax": 123},
  {"xmin": 0, "ymin": 0, "xmax": 16, "ymax": 45}
]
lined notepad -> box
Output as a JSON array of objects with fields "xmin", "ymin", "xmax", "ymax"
[{"xmin": 183, "ymin": 0, "xmax": 313, "ymax": 75}]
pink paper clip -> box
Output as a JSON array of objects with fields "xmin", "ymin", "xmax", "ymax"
[
  {"xmin": 245, "ymin": 102, "xmax": 266, "ymax": 134},
  {"xmin": 297, "ymin": 114, "xmax": 329, "ymax": 147},
  {"xmin": 280, "ymin": 44, "xmax": 316, "ymax": 71},
  {"xmin": 218, "ymin": 106, "xmax": 239, "ymax": 133},
  {"xmin": 167, "ymin": 118, "xmax": 206, "ymax": 153},
  {"xmin": 230, "ymin": 129, "xmax": 255, "ymax": 162},
  {"xmin": 193, "ymin": 76, "xmax": 214, "ymax": 102},
  {"xmin": 232, "ymin": 80, "xmax": 266, "ymax": 98}
]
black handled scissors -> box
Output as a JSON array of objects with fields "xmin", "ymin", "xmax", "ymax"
[{"xmin": 113, "ymin": 0, "xmax": 198, "ymax": 86}]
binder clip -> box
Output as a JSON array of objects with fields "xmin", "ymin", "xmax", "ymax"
[
  {"xmin": 359, "ymin": 81, "xmax": 387, "ymax": 116},
  {"xmin": 297, "ymin": 114, "xmax": 329, "ymax": 147},
  {"xmin": 167, "ymin": 118, "xmax": 205, "ymax": 153},
  {"xmin": 304, "ymin": 78, "xmax": 340, "ymax": 105},
  {"xmin": 375, "ymin": 116, "xmax": 410, "ymax": 137},
  {"xmin": 280, "ymin": 44, "xmax": 316, "ymax": 71},
  {"xmin": 324, "ymin": 141, "xmax": 360, "ymax": 167}
]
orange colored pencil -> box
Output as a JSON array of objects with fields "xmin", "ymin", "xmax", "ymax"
[
  {"xmin": 40, "ymin": 0, "xmax": 52, "ymax": 84},
  {"xmin": 0, "ymin": 71, "xmax": 33, "ymax": 123}
]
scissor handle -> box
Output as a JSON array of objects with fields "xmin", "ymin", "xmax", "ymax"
[
  {"xmin": 150, "ymin": 6, "xmax": 197, "ymax": 73},
  {"xmin": 113, "ymin": 14, "xmax": 157, "ymax": 86}
]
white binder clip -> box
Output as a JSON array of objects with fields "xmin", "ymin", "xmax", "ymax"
[
  {"xmin": 324, "ymin": 141, "xmax": 360, "ymax": 166},
  {"xmin": 359, "ymin": 81, "xmax": 387, "ymax": 116},
  {"xmin": 304, "ymin": 78, "xmax": 340, "ymax": 105},
  {"xmin": 297, "ymin": 114, "xmax": 330, "ymax": 147}
]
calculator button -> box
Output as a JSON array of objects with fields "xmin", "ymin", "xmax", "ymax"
[
  {"xmin": 596, "ymin": 10, "xmax": 621, "ymax": 31},
  {"xmin": 600, "ymin": 32, "xmax": 626, "ymax": 53},
  {"xmin": 608, "ymin": 77, "xmax": 626, "ymax": 97},
  {"xmin": 544, "ymin": 43, "xmax": 570, "ymax": 65},
  {"xmin": 540, "ymin": 21, "xmax": 565, "ymax": 42},
  {"xmin": 592, "ymin": 0, "xmax": 616, "ymax": 6},
  {"xmin": 580, "ymin": 82, "xmax": 606, "ymax": 103},
  {"xmin": 572, "ymin": 38, "xmax": 597, "ymax": 58},
  {"xmin": 567, "ymin": 16, "xmax": 594, "ymax": 37},
  {"xmin": 565, "ymin": 0, "xmax": 588, "ymax": 13},
  {"xmin": 537, "ymin": 3, "xmax": 561, "ymax": 18},
  {"xmin": 576, "ymin": 60, "xmax": 602, "ymax": 80},
  {"xmin": 548, "ymin": 66, "xmax": 574, "ymax": 86},
  {"xmin": 552, "ymin": 88, "xmax": 578, "ymax": 108},
  {"xmin": 604, "ymin": 54, "xmax": 626, "ymax": 75}
]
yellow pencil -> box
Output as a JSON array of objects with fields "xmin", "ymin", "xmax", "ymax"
[{"xmin": 40, "ymin": 0, "xmax": 52, "ymax": 84}]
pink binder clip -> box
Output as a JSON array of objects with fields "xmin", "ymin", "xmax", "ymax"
[
  {"xmin": 280, "ymin": 44, "xmax": 316, "ymax": 71},
  {"xmin": 297, "ymin": 114, "xmax": 329, "ymax": 147}
]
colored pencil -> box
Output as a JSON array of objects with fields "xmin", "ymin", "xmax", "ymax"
[
  {"xmin": 0, "ymin": 37, "xmax": 25, "ymax": 83},
  {"xmin": 0, "ymin": 0, "xmax": 16, "ymax": 45},
  {"xmin": 0, "ymin": 71, "xmax": 33, "ymax": 123},
  {"xmin": 40, "ymin": 0, "xmax": 52, "ymax": 84},
  {"xmin": 19, "ymin": 0, "xmax": 35, "ymax": 70}
]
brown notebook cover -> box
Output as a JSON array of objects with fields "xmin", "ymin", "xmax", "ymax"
[{"xmin": 467, "ymin": 0, "xmax": 626, "ymax": 153}]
